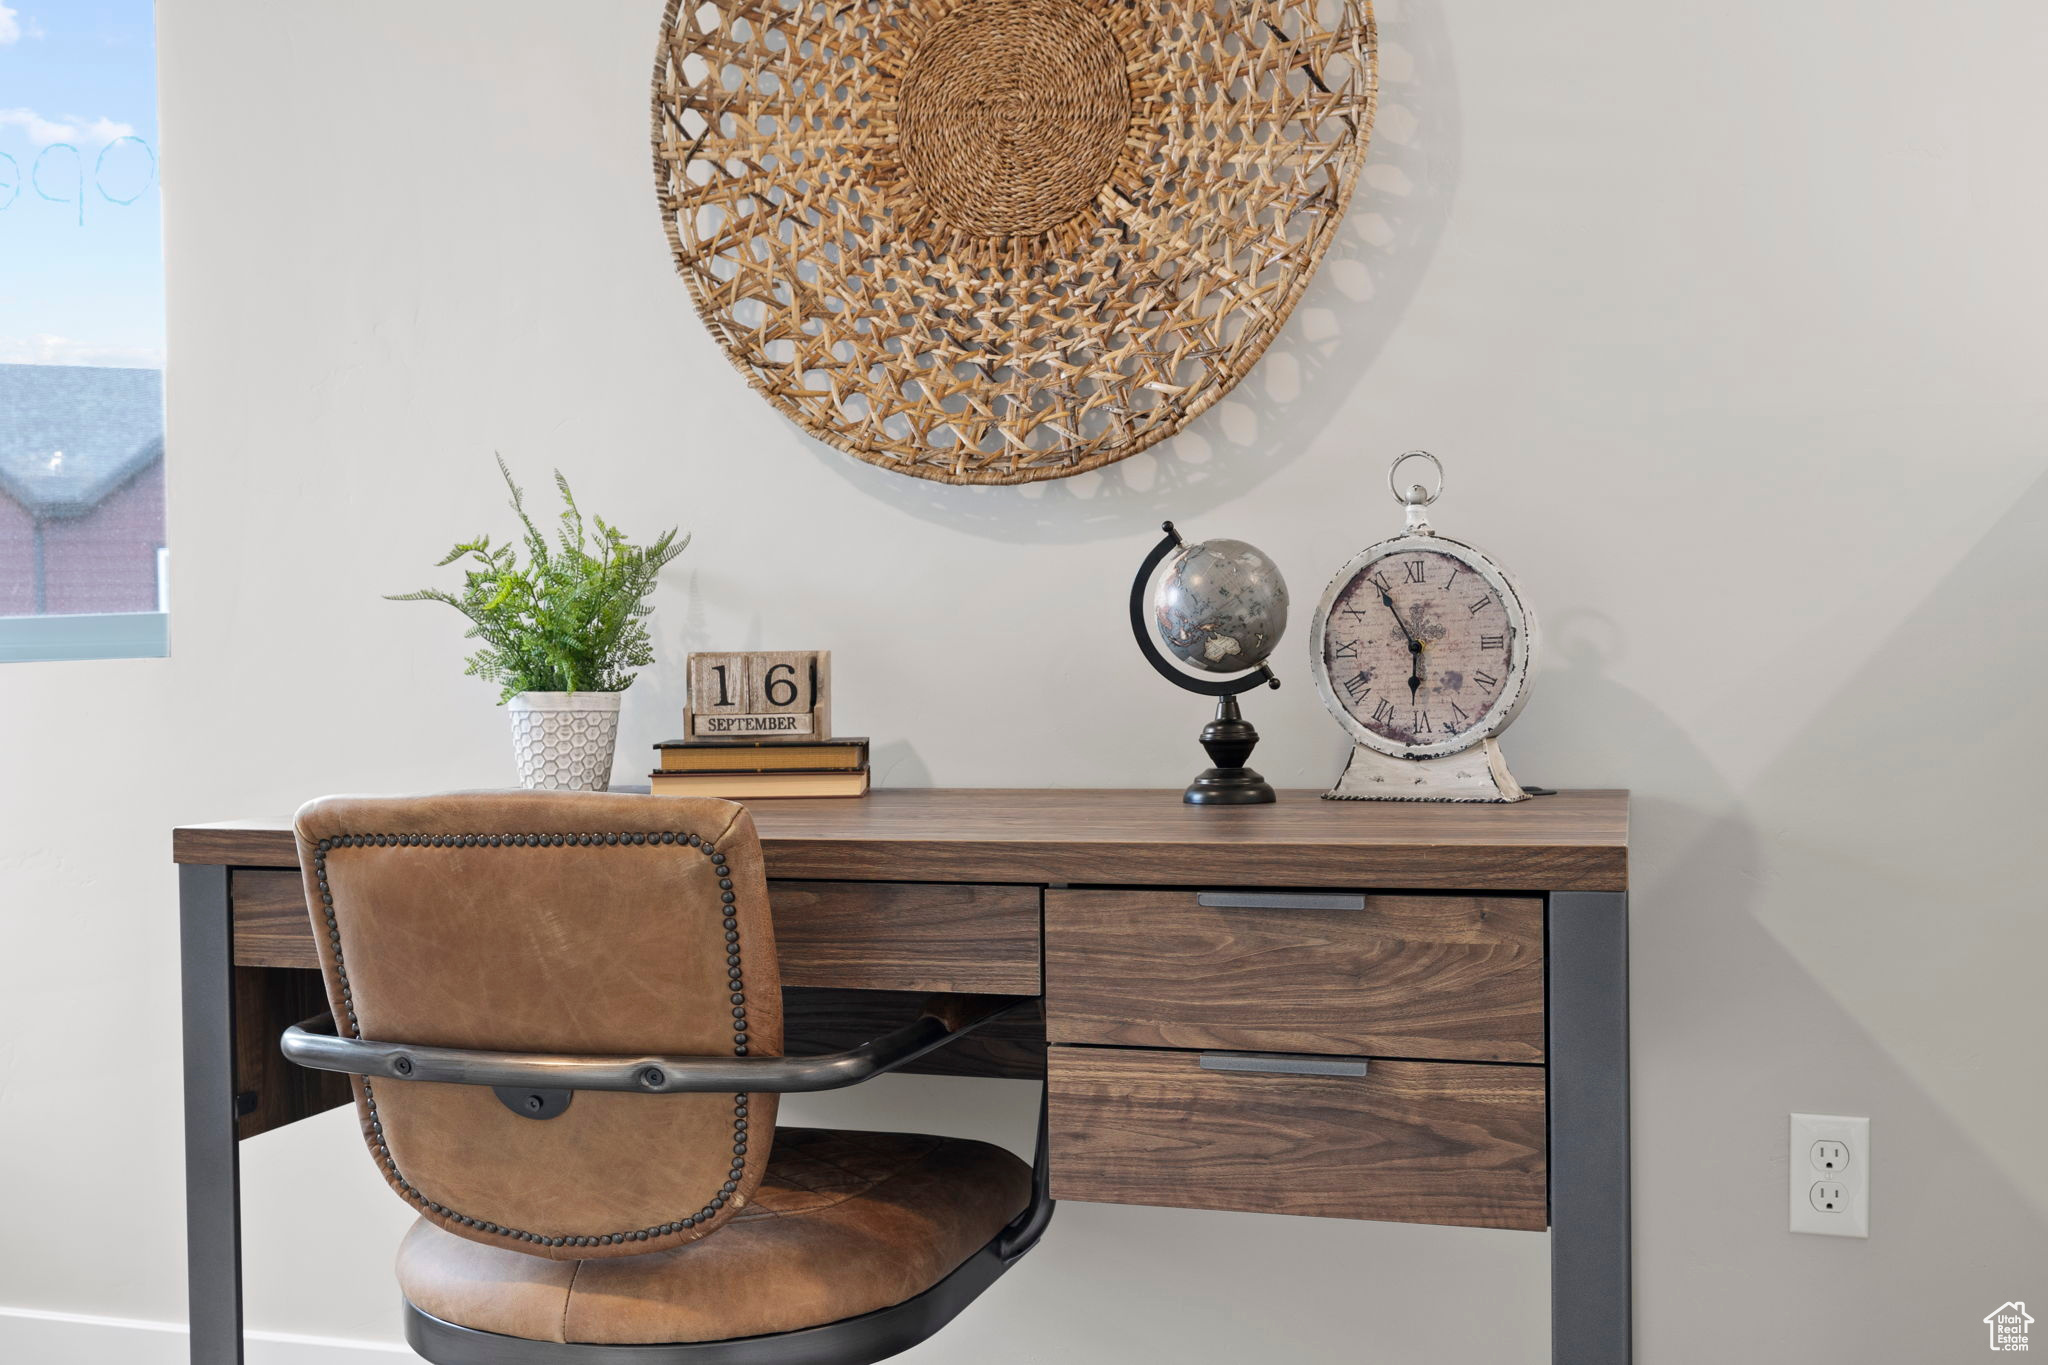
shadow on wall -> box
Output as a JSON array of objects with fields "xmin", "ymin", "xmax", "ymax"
[
  {"xmin": 798, "ymin": 0, "xmax": 1461, "ymax": 545},
  {"xmin": 1521, "ymin": 473, "xmax": 2048, "ymax": 1361}
]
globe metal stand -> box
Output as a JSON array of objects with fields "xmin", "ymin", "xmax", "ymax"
[{"xmin": 1130, "ymin": 523, "xmax": 1281, "ymax": 806}]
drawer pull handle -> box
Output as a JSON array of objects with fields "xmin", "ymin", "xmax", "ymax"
[
  {"xmin": 1199, "ymin": 1052, "xmax": 1371, "ymax": 1079},
  {"xmin": 1196, "ymin": 891, "xmax": 1367, "ymax": 911}
]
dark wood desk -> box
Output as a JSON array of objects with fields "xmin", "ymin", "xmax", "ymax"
[{"xmin": 176, "ymin": 788, "xmax": 1629, "ymax": 1363}]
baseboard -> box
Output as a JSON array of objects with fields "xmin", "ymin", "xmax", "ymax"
[{"xmin": 0, "ymin": 1305, "xmax": 411, "ymax": 1363}]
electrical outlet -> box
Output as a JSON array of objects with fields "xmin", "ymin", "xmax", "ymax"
[
  {"xmin": 1790, "ymin": 1114, "xmax": 1869, "ymax": 1237},
  {"xmin": 1809, "ymin": 1181, "xmax": 1848, "ymax": 1212}
]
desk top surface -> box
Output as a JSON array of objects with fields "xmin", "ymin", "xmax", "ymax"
[{"xmin": 174, "ymin": 787, "xmax": 1628, "ymax": 891}]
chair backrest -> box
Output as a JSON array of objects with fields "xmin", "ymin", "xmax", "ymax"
[{"xmin": 293, "ymin": 791, "xmax": 783, "ymax": 1262}]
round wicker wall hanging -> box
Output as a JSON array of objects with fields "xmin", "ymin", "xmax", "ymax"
[{"xmin": 652, "ymin": 0, "xmax": 1377, "ymax": 486}]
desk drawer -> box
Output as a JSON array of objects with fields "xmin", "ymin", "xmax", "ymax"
[
  {"xmin": 232, "ymin": 869, "xmax": 323, "ymax": 968},
  {"xmin": 1045, "ymin": 889, "xmax": 1543, "ymax": 1063},
  {"xmin": 230, "ymin": 870, "xmax": 1041, "ymax": 994},
  {"xmin": 1047, "ymin": 1046, "xmax": 1546, "ymax": 1231},
  {"xmin": 767, "ymin": 880, "xmax": 1040, "ymax": 993}
]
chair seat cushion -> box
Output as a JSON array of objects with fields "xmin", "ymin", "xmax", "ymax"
[{"xmin": 395, "ymin": 1129, "xmax": 1034, "ymax": 1345}]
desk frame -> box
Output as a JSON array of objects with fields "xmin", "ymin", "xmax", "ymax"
[
  {"xmin": 176, "ymin": 790, "xmax": 1629, "ymax": 1364},
  {"xmin": 181, "ymin": 865, "xmax": 243, "ymax": 1365}
]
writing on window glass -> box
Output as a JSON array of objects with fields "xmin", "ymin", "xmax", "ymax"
[{"xmin": 0, "ymin": 134, "xmax": 155, "ymax": 225}]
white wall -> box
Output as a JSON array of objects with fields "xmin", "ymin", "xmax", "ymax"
[{"xmin": 3, "ymin": 0, "xmax": 2045, "ymax": 1359}]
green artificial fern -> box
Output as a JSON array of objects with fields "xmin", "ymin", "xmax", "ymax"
[{"xmin": 389, "ymin": 456, "xmax": 689, "ymax": 702}]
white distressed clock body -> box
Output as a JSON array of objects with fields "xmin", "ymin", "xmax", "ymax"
[{"xmin": 1308, "ymin": 531, "xmax": 1537, "ymax": 802}]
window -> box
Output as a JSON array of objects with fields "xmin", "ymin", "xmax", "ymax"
[{"xmin": 0, "ymin": 1, "xmax": 166, "ymax": 661}]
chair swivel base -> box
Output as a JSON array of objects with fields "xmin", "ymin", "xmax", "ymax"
[{"xmin": 404, "ymin": 1232, "xmax": 1016, "ymax": 1365}]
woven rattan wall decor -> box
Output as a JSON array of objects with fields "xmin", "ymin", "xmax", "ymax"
[{"xmin": 652, "ymin": 0, "xmax": 1377, "ymax": 486}]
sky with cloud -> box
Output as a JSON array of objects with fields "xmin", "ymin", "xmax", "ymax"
[{"xmin": 0, "ymin": 1, "xmax": 162, "ymax": 367}]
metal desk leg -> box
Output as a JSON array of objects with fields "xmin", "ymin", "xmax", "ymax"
[
  {"xmin": 1548, "ymin": 890, "xmax": 1631, "ymax": 1365},
  {"xmin": 181, "ymin": 864, "xmax": 244, "ymax": 1364}
]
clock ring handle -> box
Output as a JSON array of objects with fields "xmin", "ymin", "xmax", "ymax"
[
  {"xmin": 1129, "ymin": 522, "xmax": 1280, "ymax": 698},
  {"xmin": 1388, "ymin": 450, "xmax": 1443, "ymax": 507}
]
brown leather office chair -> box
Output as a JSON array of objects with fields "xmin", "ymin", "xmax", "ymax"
[{"xmin": 281, "ymin": 792, "xmax": 1052, "ymax": 1364}]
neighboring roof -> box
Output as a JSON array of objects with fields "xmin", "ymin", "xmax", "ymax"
[{"xmin": 0, "ymin": 363, "xmax": 165, "ymax": 518}]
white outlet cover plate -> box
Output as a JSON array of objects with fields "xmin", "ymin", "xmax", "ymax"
[{"xmin": 1790, "ymin": 1113, "xmax": 1870, "ymax": 1237}]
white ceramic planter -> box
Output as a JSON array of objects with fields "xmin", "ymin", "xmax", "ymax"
[{"xmin": 506, "ymin": 691, "xmax": 623, "ymax": 792}]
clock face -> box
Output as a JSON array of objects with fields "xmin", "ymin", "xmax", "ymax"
[{"xmin": 1312, "ymin": 537, "xmax": 1531, "ymax": 757}]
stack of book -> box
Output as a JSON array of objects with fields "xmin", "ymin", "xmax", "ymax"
[{"xmin": 648, "ymin": 737, "xmax": 869, "ymax": 798}]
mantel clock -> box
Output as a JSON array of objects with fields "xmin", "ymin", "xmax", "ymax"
[{"xmin": 1308, "ymin": 453, "xmax": 1536, "ymax": 802}]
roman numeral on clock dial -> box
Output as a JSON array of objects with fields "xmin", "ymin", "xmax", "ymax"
[
  {"xmin": 1343, "ymin": 671, "xmax": 1372, "ymax": 703},
  {"xmin": 1331, "ymin": 638, "xmax": 1361, "ymax": 660}
]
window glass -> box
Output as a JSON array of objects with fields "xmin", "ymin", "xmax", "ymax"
[{"xmin": 0, "ymin": 0, "xmax": 166, "ymax": 661}]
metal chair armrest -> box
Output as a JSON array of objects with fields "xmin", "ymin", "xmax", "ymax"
[{"xmin": 280, "ymin": 994, "xmax": 1030, "ymax": 1095}]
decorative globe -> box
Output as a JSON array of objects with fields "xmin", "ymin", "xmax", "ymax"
[{"xmin": 1151, "ymin": 538, "xmax": 1289, "ymax": 674}]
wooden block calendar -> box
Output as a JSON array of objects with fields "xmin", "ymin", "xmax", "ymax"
[{"xmin": 684, "ymin": 651, "xmax": 832, "ymax": 741}]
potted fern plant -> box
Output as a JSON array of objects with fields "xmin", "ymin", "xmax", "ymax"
[{"xmin": 392, "ymin": 457, "xmax": 688, "ymax": 791}]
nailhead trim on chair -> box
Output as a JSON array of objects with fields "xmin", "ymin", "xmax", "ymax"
[{"xmin": 311, "ymin": 830, "xmax": 753, "ymax": 1251}]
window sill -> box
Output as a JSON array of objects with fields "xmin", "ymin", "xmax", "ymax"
[{"xmin": 0, "ymin": 611, "xmax": 170, "ymax": 663}]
